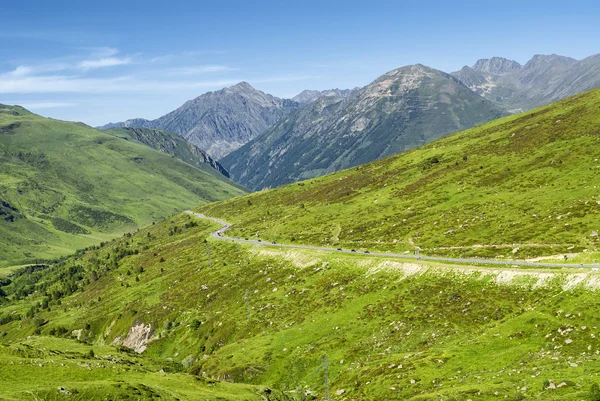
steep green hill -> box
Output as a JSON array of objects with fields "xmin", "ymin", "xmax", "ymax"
[
  {"xmin": 105, "ymin": 126, "xmax": 231, "ymax": 177},
  {"xmin": 204, "ymin": 88, "xmax": 600, "ymax": 259},
  {"xmin": 0, "ymin": 105, "xmax": 245, "ymax": 268},
  {"xmin": 2, "ymin": 213, "xmax": 600, "ymax": 400}
]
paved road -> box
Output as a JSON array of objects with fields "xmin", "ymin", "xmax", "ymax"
[{"xmin": 185, "ymin": 211, "xmax": 600, "ymax": 270}]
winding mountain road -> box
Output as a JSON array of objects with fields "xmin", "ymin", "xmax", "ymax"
[{"xmin": 185, "ymin": 211, "xmax": 600, "ymax": 270}]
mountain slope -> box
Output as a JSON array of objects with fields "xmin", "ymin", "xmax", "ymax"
[
  {"xmin": 292, "ymin": 88, "xmax": 357, "ymax": 104},
  {"xmin": 0, "ymin": 105, "xmax": 245, "ymax": 267},
  {"xmin": 99, "ymin": 82, "xmax": 300, "ymax": 159},
  {"xmin": 204, "ymin": 87, "xmax": 600, "ymax": 259},
  {"xmin": 2, "ymin": 208, "xmax": 600, "ymax": 400},
  {"xmin": 105, "ymin": 127, "xmax": 231, "ymax": 177},
  {"xmin": 222, "ymin": 64, "xmax": 505, "ymax": 190},
  {"xmin": 452, "ymin": 53, "xmax": 600, "ymax": 112}
]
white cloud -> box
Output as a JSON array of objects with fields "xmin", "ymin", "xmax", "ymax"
[
  {"xmin": 0, "ymin": 73, "xmax": 317, "ymax": 94},
  {"xmin": 77, "ymin": 57, "xmax": 132, "ymax": 70},
  {"xmin": 89, "ymin": 47, "xmax": 119, "ymax": 58},
  {"xmin": 6, "ymin": 66, "xmax": 34, "ymax": 77}
]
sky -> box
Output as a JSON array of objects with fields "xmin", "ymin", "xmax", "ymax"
[{"xmin": 1, "ymin": 0, "xmax": 599, "ymax": 126}]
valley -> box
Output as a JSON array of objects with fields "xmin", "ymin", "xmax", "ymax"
[{"xmin": 2, "ymin": 6, "xmax": 600, "ymax": 398}]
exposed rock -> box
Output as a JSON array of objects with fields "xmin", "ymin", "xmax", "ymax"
[
  {"xmin": 121, "ymin": 323, "xmax": 154, "ymax": 353},
  {"xmin": 472, "ymin": 57, "xmax": 522, "ymax": 75}
]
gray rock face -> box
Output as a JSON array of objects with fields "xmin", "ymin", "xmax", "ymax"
[
  {"xmin": 292, "ymin": 88, "xmax": 358, "ymax": 104},
  {"xmin": 452, "ymin": 53, "xmax": 599, "ymax": 111},
  {"xmin": 222, "ymin": 64, "xmax": 505, "ymax": 190},
  {"xmin": 99, "ymin": 82, "xmax": 300, "ymax": 160},
  {"xmin": 472, "ymin": 57, "xmax": 522, "ymax": 75}
]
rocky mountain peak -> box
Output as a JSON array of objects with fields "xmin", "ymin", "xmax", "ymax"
[
  {"xmin": 472, "ymin": 57, "xmax": 521, "ymax": 75},
  {"xmin": 226, "ymin": 81, "xmax": 255, "ymax": 93},
  {"xmin": 523, "ymin": 54, "xmax": 577, "ymax": 69}
]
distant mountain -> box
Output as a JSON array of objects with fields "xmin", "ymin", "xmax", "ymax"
[
  {"xmin": 105, "ymin": 127, "xmax": 230, "ymax": 177},
  {"xmin": 472, "ymin": 57, "xmax": 522, "ymax": 75},
  {"xmin": 98, "ymin": 82, "xmax": 300, "ymax": 159},
  {"xmin": 98, "ymin": 118, "xmax": 153, "ymax": 130},
  {"xmin": 452, "ymin": 53, "xmax": 600, "ymax": 111},
  {"xmin": 222, "ymin": 64, "xmax": 505, "ymax": 190},
  {"xmin": 292, "ymin": 88, "xmax": 357, "ymax": 104},
  {"xmin": 0, "ymin": 104, "xmax": 245, "ymax": 267}
]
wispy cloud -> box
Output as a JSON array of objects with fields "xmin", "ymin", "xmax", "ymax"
[
  {"xmin": 0, "ymin": 47, "xmax": 312, "ymax": 97},
  {"xmin": 0, "ymin": 72, "xmax": 313, "ymax": 94},
  {"xmin": 87, "ymin": 47, "xmax": 119, "ymax": 58},
  {"xmin": 0, "ymin": 74, "xmax": 241, "ymax": 94},
  {"xmin": 77, "ymin": 57, "xmax": 132, "ymax": 70},
  {"xmin": 6, "ymin": 66, "xmax": 35, "ymax": 77}
]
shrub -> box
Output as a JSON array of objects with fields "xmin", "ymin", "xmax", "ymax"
[{"xmin": 589, "ymin": 383, "xmax": 600, "ymax": 401}]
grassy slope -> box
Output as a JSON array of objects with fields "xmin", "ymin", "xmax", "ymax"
[
  {"xmin": 105, "ymin": 127, "xmax": 234, "ymax": 179},
  {"xmin": 0, "ymin": 336, "xmax": 266, "ymax": 401},
  {"xmin": 202, "ymin": 88, "xmax": 600, "ymax": 259},
  {"xmin": 2, "ymin": 214, "xmax": 600, "ymax": 399},
  {"xmin": 0, "ymin": 105, "xmax": 245, "ymax": 268}
]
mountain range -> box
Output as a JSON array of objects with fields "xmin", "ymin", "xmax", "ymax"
[
  {"xmin": 452, "ymin": 53, "xmax": 600, "ymax": 111},
  {"xmin": 221, "ymin": 64, "xmax": 505, "ymax": 190},
  {"xmin": 99, "ymin": 82, "xmax": 299, "ymax": 159},
  {"xmin": 98, "ymin": 53, "xmax": 600, "ymax": 191}
]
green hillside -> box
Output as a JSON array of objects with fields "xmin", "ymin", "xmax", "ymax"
[
  {"xmin": 105, "ymin": 127, "xmax": 232, "ymax": 178},
  {"xmin": 0, "ymin": 105, "xmax": 245, "ymax": 268},
  {"xmin": 203, "ymin": 88, "xmax": 600, "ymax": 260},
  {"xmin": 2, "ymin": 213, "xmax": 600, "ymax": 400}
]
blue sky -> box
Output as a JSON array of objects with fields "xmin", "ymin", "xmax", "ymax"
[{"xmin": 1, "ymin": 0, "xmax": 599, "ymax": 126}]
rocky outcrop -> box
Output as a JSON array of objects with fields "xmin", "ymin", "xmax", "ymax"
[{"xmin": 120, "ymin": 323, "xmax": 154, "ymax": 353}]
